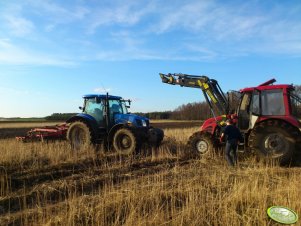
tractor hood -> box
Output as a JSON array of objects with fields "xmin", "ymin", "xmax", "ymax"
[{"xmin": 114, "ymin": 113, "xmax": 150, "ymax": 127}]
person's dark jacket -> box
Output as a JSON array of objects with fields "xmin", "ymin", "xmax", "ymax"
[{"xmin": 223, "ymin": 124, "xmax": 243, "ymax": 143}]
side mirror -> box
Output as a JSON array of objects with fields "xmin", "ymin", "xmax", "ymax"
[{"xmin": 79, "ymin": 106, "xmax": 83, "ymax": 110}]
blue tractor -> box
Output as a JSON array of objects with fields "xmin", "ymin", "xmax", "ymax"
[{"xmin": 66, "ymin": 94, "xmax": 164, "ymax": 154}]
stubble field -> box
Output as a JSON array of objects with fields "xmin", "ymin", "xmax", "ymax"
[{"xmin": 0, "ymin": 121, "xmax": 300, "ymax": 225}]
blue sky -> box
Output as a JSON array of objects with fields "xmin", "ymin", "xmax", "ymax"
[{"xmin": 0, "ymin": 0, "xmax": 300, "ymax": 117}]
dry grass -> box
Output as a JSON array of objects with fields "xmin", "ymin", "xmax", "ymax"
[{"xmin": 0, "ymin": 127, "xmax": 300, "ymax": 226}]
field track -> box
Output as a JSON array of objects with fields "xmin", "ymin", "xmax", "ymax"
[{"xmin": 0, "ymin": 155, "xmax": 191, "ymax": 222}]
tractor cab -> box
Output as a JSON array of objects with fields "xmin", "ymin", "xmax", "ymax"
[
  {"xmin": 237, "ymin": 79, "xmax": 301, "ymax": 132},
  {"xmin": 82, "ymin": 94, "xmax": 128, "ymax": 127},
  {"xmin": 80, "ymin": 94, "xmax": 149, "ymax": 130}
]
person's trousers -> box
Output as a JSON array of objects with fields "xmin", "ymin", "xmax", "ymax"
[{"xmin": 225, "ymin": 139, "xmax": 238, "ymax": 166}]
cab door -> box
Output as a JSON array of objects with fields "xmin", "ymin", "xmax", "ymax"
[
  {"xmin": 237, "ymin": 92, "xmax": 252, "ymax": 131},
  {"xmin": 238, "ymin": 91, "xmax": 261, "ymax": 131},
  {"xmin": 84, "ymin": 98, "xmax": 105, "ymax": 127}
]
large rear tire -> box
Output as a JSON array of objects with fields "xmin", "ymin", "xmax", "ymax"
[
  {"xmin": 67, "ymin": 121, "xmax": 94, "ymax": 151},
  {"xmin": 188, "ymin": 132, "xmax": 214, "ymax": 156},
  {"xmin": 249, "ymin": 120, "xmax": 297, "ymax": 164},
  {"xmin": 113, "ymin": 128, "xmax": 138, "ymax": 155}
]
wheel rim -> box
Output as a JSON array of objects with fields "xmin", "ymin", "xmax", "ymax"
[
  {"xmin": 263, "ymin": 133, "xmax": 288, "ymax": 158},
  {"xmin": 196, "ymin": 140, "xmax": 209, "ymax": 154},
  {"xmin": 116, "ymin": 134, "xmax": 132, "ymax": 150}
]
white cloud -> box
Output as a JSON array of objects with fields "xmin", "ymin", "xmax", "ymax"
[
  {"xmin": 152, "ymin": 1, "xmax": 265, "ymax": 40},
  {"xmin": 87, "ymin": 1, "xmax": 155, "ymax": 34},
  {"xmin": 84, "ymin": 0, "xmax": 301, "ymax": 60},
  {"xmin": 28, "ymin": 0, "xmax": 89, "ymax": 23},
  {"xmin": 94, "ymin": 87, "xmax": 112, "ymax": 93},
  {"xmin": 4, "ymin": 14, "xmax": 34, "ymax": 36},
  {"xmin": 153, "ymin": 1, "xmax": 213, "ymax": 34},
  {"xmin": 0, "ymin": 39, "xmax": 75, "ymax": 66},
  {"xmin": 1, "ymin": 4, "xmax": 35, "ymax": 37},
  {"xmin": 1, "ymin": 0, "xmax": 300, "ymax": 65},
  {"xmin": 0, "ymin": 86, "xmax": 30, "ymax": 96}
]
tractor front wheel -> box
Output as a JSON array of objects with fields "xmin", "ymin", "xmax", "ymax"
[
  {"xmin": 188, "ymin": 132, "xmax": 214, "ymax": 156},
  {"xmin": 67, "ymin": 121, "xmax": 94, "ymax": 151},
  {"xmin": 113, "ymin": 128, "xmax": 138, "ymax": 155},
  {"xmin": 148, "ymin": 128, "xmax": 164, "ymax": 147}
]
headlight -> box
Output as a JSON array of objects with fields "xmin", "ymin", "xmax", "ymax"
[
  {"xmin": 135, "ymin": 119, "xmax": 147, "ymax": 127},
  {"xmin": 142, "ymin": 120, "xmax": 147, "ymax": 127}
]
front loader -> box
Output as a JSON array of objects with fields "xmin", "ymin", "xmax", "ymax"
[{"xmin": 160, "ymin": 73, "xmax": 301, "ymax": 164}]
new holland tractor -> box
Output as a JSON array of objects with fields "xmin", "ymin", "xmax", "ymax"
[
  {"xmin": 66, "ymin": 94, "xmax": 164, "ymax": 153},
  {"xmin": 160, "ymin": 73, "xmax": 301, "ymax": 164}
]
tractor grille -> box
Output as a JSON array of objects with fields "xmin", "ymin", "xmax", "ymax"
[{"xmin": 135, "ymin": 119, "xmax": 143, "ymax": 126}]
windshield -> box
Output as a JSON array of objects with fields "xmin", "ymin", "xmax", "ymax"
[
  {"xmin": 120, "ymin": 100, "xmax": 129, "ymax": 114},
  {"xmin": 84, "ymin": 98, "xmax": 104, "ymax": 124},
  {"xmin": 109, "ymin": 99, "xmax": 128, "ymax": 114}
]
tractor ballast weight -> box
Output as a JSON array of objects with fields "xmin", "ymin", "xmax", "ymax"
[{"xmin": 160, "ymin": 73, "xmax": 301, "ymax": 164}]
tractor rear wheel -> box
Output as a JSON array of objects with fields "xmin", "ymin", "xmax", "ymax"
[
  {"xmin": 67, "ymin": 121, "xmax": 94, "ymax": 151},
  {"xmin": 113, "ymin": 128, "xmax": 138, "ymax": 155},
  {"xmin": 249, "ymin": 120, "xmax": 297, "ymax": 164},
  {"xmin": 188, "ymin": 132, "xmax": 214, "ymax": 156}
]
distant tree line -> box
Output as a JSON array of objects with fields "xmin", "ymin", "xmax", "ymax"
[
  {"xmin": 171, "ymin": 102, "xmax": 212, "ymax": 120},
  {"xmin": 136, "ymin": 101, "xmax": 212, "ymax": 120},
  {"xmin": 135, "ymin": 111, "xmax": 172, "ymax": 120},
  {"xmin": 45, "ymin": 113, "xmax": 77, "ymax": 121}
]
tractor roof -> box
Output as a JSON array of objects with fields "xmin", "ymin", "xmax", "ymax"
[
  {"xmin": 239, "ymin": 78, "xmax": 294, "ymax": 93},
  {"xmin": 83, "ymin": 94, "xmax": 122, "ymax": 100}
]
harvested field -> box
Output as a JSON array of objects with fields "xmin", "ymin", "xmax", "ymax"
[
  {"xmin": 0, "ymin": 124, "xmax": 300, "ymax": 225},
  {"xmin": 150, "ymin": 120, "xmax": 201, "ymax": 129}
]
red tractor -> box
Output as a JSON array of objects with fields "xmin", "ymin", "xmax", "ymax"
[{"xmin": 160, "ymin": 73, "xmax": 301, "ymax": 164}]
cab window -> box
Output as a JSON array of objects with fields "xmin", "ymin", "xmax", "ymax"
[
  {"xmin": 290, "ymin": 91, "xmax": 301, "ymax": 120},
  {"xmin": 251, "ymin": 90, "xmax": 260, "ymax": 115},
  {"xmin": 109, "ymin": 99, "xmax": 123, "ymax": 122},
  {"xmin": 84, "ymin": 98, "xmax": 104, "ymax": 124},
  {"xmin": 261, "ymin": 89, "xmax": 285, "ymax": 115},
  {"xmin": 109, "ymin": 100, "xmax": 123, "ymax": 114}
]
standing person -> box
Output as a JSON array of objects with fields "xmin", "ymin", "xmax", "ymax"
[{"xmin": 220, "ymin": 119, "xmax": 243, "ymax": 167}]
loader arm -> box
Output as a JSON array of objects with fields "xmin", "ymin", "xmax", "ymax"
[{"xmin": 160, "ymin": 73, "xmax": 229, "ymax": 118}]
